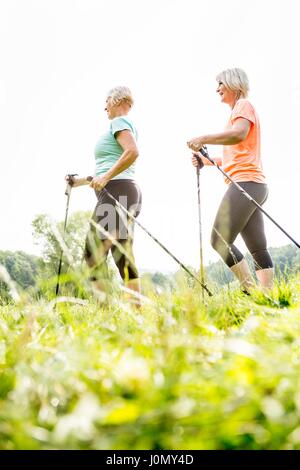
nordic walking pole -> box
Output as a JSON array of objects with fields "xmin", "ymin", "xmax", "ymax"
[
  {"xmin": 199, "ymin": 146, "xmax": 300, "ymax": 249},
  {"xmin": 55, "ymin": 174, "xmax": 78, "ymax": 297},
  {"xmin": 101, "ymin": 182, "xmax": 213, "ymax": 297},
  {"xmin": 73, "ymin": 175, "xmax": 213, "ymax": 297},
  {"xmin": 195, "ymin": 155, "xmax": 205, "ymax": 301}
]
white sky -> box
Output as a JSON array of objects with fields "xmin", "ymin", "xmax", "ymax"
[{"xmin": 1, "ymin": 0, "xmax": 300, "ymax": 272}]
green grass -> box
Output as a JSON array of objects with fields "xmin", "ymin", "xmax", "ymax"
[{"xmin": 1, "ymin": 274, "xmax": 300, "ymax": 449}]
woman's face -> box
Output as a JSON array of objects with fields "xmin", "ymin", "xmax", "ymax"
[
  {"xmin": 216, "ymin": 81, "xmax": 237, "ymax": 106},
  {"xmin": 104, "ymin": 96, "xmax": 116, "ymax": 119}
]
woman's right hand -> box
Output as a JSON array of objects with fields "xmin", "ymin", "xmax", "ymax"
[
  {"xmin": 191, "ymin": 153, "xmax": 204, "ymax": 168},
  {"xmin": 65, "ymin": 174, "xmax": 78, "ymax": 187}
]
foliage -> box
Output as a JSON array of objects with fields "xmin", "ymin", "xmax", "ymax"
[
  {"xmin": 269, "ymin": 244, "xmax": 300, "ymax": 276},
  {"xmin": 0, "ymin": 251, "xmax": 40, "ymax": 304},
  {"xmin": 31, "ymin": 211, "xmax": 92, "ymax": 277},
  {"xmin": 1, "ymin": 273, "xmax": 300, "ymax": 450},
  {"xmin": 1, "ymin": 216, "xmax": 300, "ymax": 448},
  {"xmin": 0, "ymin": 251, "xmax": 39, "ymax": 290},
  {"xmin": 206, "ymin": 244, "xmax": 300, "ymax": 287},
  {"xmin": 143, "ymin": 245, "xmax": 300, "ymax": 291}
]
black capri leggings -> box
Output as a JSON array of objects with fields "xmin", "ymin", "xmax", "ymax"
[
  {"xmin": 84, "ymin": 179, "xmax": 142, "ymax": 281},
  {"xmin": 211, "ymin": 182, "xmax": 273, "ymax": 270}
]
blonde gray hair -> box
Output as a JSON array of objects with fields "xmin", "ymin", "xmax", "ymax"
[
  {"xmin": 107, "ymin": 86, "xmax": 134, "ymax": 107},
  {"xmin": 216, "ymin": 68, "xmax": 249, "ymax": 99}
]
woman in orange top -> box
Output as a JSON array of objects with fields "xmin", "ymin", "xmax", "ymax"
[{"xmin": 187, "ymin": 68, "xmax": 274, "ymax": 292}]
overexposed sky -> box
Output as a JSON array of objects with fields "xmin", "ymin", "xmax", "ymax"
[{"xmin": 1, "ymin": 0, "xmax": 300, "ymax": 271}]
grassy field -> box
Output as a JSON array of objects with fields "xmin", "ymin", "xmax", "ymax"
[{"xmin": 1, "ymin": 274, "xmax": 300, "ymax": 450}]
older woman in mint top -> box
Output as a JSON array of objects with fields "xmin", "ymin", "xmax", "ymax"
[
  {"xmin": 94, "ymin": 115, "xmax": 137, "ymax": 180},
  {"xmin": 69, "ymin": 86, "xmax": 142, "ymax": 303}
]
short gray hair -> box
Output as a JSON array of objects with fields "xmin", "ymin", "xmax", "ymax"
[
  {"xmin": 107, "ymin": 86, "xmax": 134, "ymax": 107},
  {"xmin": 216, "ymin": 68, "xmax": 249, "ymax": 98}
]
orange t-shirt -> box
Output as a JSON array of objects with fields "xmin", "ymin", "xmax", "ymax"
[{"xmin": 222, "ymin": 99, "xmax": 265, "ymax": 184}]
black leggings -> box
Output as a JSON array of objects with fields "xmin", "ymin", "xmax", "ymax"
[
  {"xmin": 211, "ymin": 182, "xmax": 273, "ymax": 270},
  {"xmin": 84, "ymin": 179, "xmax": 142, "ymax": 281}
]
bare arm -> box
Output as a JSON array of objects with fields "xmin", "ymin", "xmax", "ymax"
[
  {"xmin": 201, "ymin": 118, "xmax": 251, "ymax": 145},
  {"xmin": 104, "ymin": 129, "xmax": 139, "ymax": 180},
  {"xmin": 187, "ymin": 118, "xmax": 251, "ymax": 152},
  {"xmin": 69, "ymin": 177, "xmax": 91, "ymax": 187},
  {"xmin": 65, "ymin": 175, "xmax": 92, "ymax": 188}
]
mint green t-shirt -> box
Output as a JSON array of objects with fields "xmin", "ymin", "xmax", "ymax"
[{"xmin": 94, "ymin": 116, "xmax": 138, "ymax": 180}]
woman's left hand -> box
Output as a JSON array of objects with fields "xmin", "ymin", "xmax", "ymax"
[
  {"xmin": 187, "ymin": 136, "xmax": 206, "ymax": 152},
  {"xmin": 90, "ymin": 176, "xmax": 109, "ymax": 191}
]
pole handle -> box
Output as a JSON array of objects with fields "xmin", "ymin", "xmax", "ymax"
[
  {"xmin": 199, "ymin": 146, "xmax": 215, "ymax": 165},
  {"xmin": 65, "ymin": 173, "xmax": 78, "ymax": 195}
]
